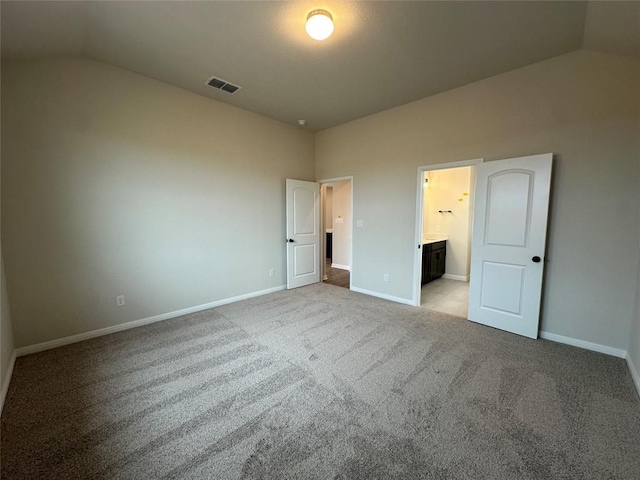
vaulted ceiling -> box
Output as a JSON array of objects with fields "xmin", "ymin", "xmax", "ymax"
[{"xmin": 2, "ymin": 1, "xmax": 638, "ymax": 131}]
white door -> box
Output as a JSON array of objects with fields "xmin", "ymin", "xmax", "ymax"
[
  {"xmin": 468, "ymin": 153, "xmax": 553, "ymax": 339},
  {"xmin": 286, "ymin": 179, "xmax": 320, "ymax": 289}
]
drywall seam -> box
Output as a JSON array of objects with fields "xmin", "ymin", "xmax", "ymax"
[
  {"xmin": 0, "ymin": 351, "xmax": 16, "ymax": 415},
  {"xmin": 627, "ymin": 353, "xmax": 640, "ymax": 398},
  {"xmin": 15, "ymin": 285, "xmax": 286, "ymax": 357},
  {"xmin": 539, "ymin": 331, "xmax": 627, "ymax": 358},
  {"xmin": 350, "ymin": 286, "xmax": 414, "ymax": 306}
]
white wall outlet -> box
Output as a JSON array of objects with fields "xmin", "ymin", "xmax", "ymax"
[
  {"xmin": 383, "ymin": 273, "xmax": 389, "ymax": 282},
  {"xmin": 269, "ymin": 268, "xmax": 275, "ymax": 277},
  {"xmin": 116, "ymin": 295, "xmax": 125, "ymax": 307},
  {"xmin": 356, "ymin": 219, "xmax": 364, "ymax": 228},
  {"xmin": 435, "ymin": 225, "xmax": 440, "ymax": 232}
]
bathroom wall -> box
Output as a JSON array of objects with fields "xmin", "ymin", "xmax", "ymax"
[
  {"xmin": 330, "ymin": 181, "xmax": 352, "ymax": 270},
  {"xmin": 324, "ymin": 186, "xmax": 333, "ymax": 237},
  {"xmin": 423, "ymin": 167, "xmax": 472, "ymax": 279}
]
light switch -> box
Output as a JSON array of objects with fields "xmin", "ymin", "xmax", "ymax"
[{"xmin": 356, "ymin": 219, "xmax": 364, "ymax": 228}]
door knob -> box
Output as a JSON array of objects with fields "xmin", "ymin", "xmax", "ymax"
[
  {"xmin": 532, "ymin": 256, "xmax": 541, "ymax": 263},
  {"xmin": 287, "ymin": 239, "xmax": 294, "ymax": 243}
]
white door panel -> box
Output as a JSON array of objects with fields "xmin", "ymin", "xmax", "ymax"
[
  {"xmin": 293, "ymin": 244, "xmax": 316, "ymax": 276},
  {"xmin": 293, "ymin": 188, "xmax": 316, "ymax": 235},
  {"xmin": 485, "ymin": 171, "xmax": 533, "ymax": 246},
  {"xmin": 286, "ymin": 179, "xmax": 320, "ymax": 289},
  {"xmin": 468, "ymin": 153, "xmax": 552, "ymax": 339},
  {"xmin": 479, "ymin": 261, "xmax": 525, "ymax": 315}
]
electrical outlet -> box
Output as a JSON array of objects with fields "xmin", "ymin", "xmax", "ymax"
[
  {"xmin": 356, "ymin": 219, "xmax": 364, "ymax": 228},
  {"xmin": 116, "ymin": 295, "xmax": 125, "ymax": 307},
  {"xmin": 269, "ymin": 268, "xmax": 275, "ymax": 277},
  {"xmin": 383, "ymin": 273, "xmax": 389, "ymax": 282},
  {"xmin": 435, "ymin": 225, "xmax": 440, "ymax": 232}
]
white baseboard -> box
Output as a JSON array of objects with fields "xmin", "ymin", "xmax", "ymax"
[
  {"xmin": 350, "ymin": 286, "xmax": 414, "ymax": 306},
  {"xmin": 331, "ymin": 263, "xmax": 350, "ymax": 271},
  {"xmin": 626, "ymin": 354, "xmax": 640, "ymax": 398},
  {"xmin": 15, "ymin": 285, "xmax": 286, "ymax": 357},
  {"xmin": 539, "ymin": 331, "xmax": 627, "ymax": 359},
  {"xmin": 442, "ymin": 274, "xmax": 469, "ymax": 281},
  {"xmin": 1, "ymin": 351, "xmax": 16, "ymax": 415}
]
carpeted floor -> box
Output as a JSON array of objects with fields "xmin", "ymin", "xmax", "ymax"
[{"xmin": 2, "ymin": 283, "xmax": 639, "ymax": 479}]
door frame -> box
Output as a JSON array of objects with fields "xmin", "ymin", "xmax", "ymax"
[
  {"xmin": 319, "ymin": 176, "xmax": 354, "ymax": 290},
  {"xmin": 412, "ymin": 159, "xmax": 484, "ymax": 306}
]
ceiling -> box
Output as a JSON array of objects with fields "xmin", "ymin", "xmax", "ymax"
[{"xmin": 2, "ymin": 1, "xmax": 638, "ymax": 131}]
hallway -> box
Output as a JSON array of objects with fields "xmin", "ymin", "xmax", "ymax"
[{"xmin": 323, "ymin": 260, "xmax": 350, "ymax": 289}]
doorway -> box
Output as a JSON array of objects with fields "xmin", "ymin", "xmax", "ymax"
[
  {"xmin": 320, "ymin": 177, "xmax": 353, "ymax": 289},
  {"xmin": 413, "ymin": 159, "xmax": 483, "ymax": 311}
]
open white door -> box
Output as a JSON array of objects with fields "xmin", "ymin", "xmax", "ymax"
[
  {"xmin": 468, "ymin": 153, "xmax": 552, "ymax": 339},
  {"xmin": 286, "ymin": 179, "xmax": 320, "ymax": 289}
]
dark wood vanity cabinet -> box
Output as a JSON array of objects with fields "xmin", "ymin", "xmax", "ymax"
[{"xmin": 421, "ymin": 241, "xmax": 446, "ymax": 285}]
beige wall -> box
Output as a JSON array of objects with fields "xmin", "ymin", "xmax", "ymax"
[
  {"xmin": 1, "ymin": 255, "xmax": 15, "ymax": 405},
  {"xmin": 423, "ymin": 167, "xmax": 472, "ymax": 279},
  {"xmin": 1, "ymin": 57, "xmax": 315, "ymax": 348},
  {"xmin": 330, "ymin": 180, "xmax": 352, "ymax": 269},
  {"xmin": 324, "ymin": 186, "xmax": 333, "ymax": 237},
  {"xmin": 316, "ymin": 50, "xmax": 640, "ymax": 351}
]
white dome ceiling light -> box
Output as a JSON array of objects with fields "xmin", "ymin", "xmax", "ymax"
[{"xmin": 306, "ymin": 9, "xmax": 334, "ymax": 41}]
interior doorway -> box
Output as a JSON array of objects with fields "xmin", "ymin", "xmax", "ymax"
[
  {"xmin": 320, "ymin": 177, "xmax": 353, "ymax": 289},
  {"xmin": 413, "ymin": 159, "xmax": 484, "ymax": 312}
]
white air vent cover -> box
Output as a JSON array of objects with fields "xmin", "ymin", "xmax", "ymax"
[{"xmin": 205, "ymin": 76, "xmax": 241, "ymax": 95}]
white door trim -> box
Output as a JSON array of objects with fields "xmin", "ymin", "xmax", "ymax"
[
  {"xmin": 319, "ymin": 176, "xmax": 354, "ymax": 290},
  {"xmin": 413, "ymin": 158, "xmax": 484, "ymax": 306}
]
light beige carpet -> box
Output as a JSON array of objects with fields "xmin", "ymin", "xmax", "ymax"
[{"xmin": 2, "ymin": 283, "xmax": 639, "ymax": 479}]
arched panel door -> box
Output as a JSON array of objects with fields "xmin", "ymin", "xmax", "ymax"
[{"xmin": 469, "ymin": 153, "xmax": 552, "ymax": 338}]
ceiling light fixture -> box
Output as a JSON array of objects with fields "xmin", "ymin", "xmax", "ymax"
[{"xmin": 306, "ymin": 9, "xmax": 334, "ymax": 41}]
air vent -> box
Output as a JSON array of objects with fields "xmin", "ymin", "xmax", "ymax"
[{"xmin": 205, "ymin": 76, "xmax": 241, "ymax": 95}]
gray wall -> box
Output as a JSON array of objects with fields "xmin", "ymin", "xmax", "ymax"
[
  {"xmin": 316, "ymin": 50, "xmax": 640, "ymax": 351},
  {"xmin": 1, "ymin": 57, "xmax": 315, "ymax": 348}
]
